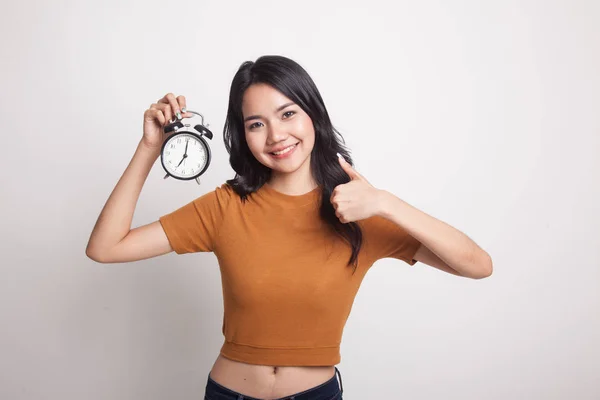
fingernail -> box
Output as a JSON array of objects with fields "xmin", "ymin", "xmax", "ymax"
[
  {"xmin": 181, "ymin": 107, "xmax": 187, "ymax": 113},
  {"xmin": 336, "ymin": 152, "xmax": 343, "ymax": 160},
  {"xmin": 176, "ymin": 112, "xmax": 182, "ymax": 119}
]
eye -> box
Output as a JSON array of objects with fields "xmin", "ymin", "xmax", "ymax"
[
  {"xmin": 283, "ymin": 111, "xmax": 295, "ymax": 118},
  {"xmin": 248, "ymin": 122, "xmax": 263, "ymax": 130}
]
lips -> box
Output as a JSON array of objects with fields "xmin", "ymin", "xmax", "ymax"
[
  {"xmin": 270, "ymin": 142, "xmax": 299, "ymax": 155},
  {"xmin": 268, "ymin": 142, "xmax": 299, "ymax": 160}
]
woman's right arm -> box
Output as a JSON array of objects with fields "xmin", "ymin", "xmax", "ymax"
[{"xmin": 86, "ymin": 93, "xmax": 191, "ymax": 263}]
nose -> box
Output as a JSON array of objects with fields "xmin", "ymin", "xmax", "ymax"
[{"xmin": 266, "ymin": 120, "xmax": 288, "ymax": 144}]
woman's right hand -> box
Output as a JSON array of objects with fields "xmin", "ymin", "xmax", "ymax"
[{"xmin": 142, "ymin": 93, "xmax": 193, "ymax": 149}]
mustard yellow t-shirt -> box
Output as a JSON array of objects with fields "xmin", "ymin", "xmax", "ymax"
[{"xmin": 159, "ymin": 182, "xmax": 421, "ymax": 366}]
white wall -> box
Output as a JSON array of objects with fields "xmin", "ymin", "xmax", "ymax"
[{"xmin": 1, "ymin": 0, "xmax": 599, "ymax": 399}]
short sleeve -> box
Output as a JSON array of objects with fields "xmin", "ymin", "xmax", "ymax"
[
  {"xmin": 158, "ymin": 184, "xmax": 233, "ymax": 254},
  {"xmin": 360, "ymin": 215, "xmax": 422, "ymax": 265}
]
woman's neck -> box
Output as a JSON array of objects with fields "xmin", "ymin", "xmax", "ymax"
[{"xmin": 267, "ymin": 172, "xmax": 318, "ymax": 196}]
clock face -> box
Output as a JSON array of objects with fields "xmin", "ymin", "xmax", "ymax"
[{"xmin": 161, "ymin": 133, "xmax": 209, "ymax": 179}]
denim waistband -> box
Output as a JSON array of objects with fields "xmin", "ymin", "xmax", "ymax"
[{"xmin": 205, "ymin": 366, "xmax": 343, "ymax": 400}]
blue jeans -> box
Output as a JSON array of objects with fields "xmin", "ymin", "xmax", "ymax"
[{"xmin": 204, "ymin": 366, "xmax": 344, "ymax": 400}]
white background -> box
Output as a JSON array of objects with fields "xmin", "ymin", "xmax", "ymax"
[{"xmin": 1, "ymin": 0, "xmax": 599, "ymax": 399}]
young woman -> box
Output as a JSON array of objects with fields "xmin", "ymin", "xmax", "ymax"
[{"xmin": 86, "ymin": 55, "xmax": 492, "ymax": 400}]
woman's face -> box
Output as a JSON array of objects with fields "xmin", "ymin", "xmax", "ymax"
[{"xmin": 242, "ymin": 83, "xmax": 315, "ymax": 177}]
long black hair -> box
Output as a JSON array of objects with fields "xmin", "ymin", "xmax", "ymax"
[{"xmin": 223, "ymin": 55, "xmax": 363, "ymax": 271}]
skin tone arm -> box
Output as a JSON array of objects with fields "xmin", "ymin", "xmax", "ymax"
[
  {"xmin": 85, "ymin": 140, "xmax": 170, "ymax": 263},
  {"xmin": 378, "ymin": 194, "xmax": 492, "ymax": 279},
  {"xmin": 330, "ymin": 154, "xmax": 493, "ymax": 279},
  {"xmin": 85, "ymin": 93, "xmax": 191, "ymax": 263}
]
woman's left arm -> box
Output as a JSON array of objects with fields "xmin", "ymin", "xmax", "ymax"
[
  {"xmin": 377, "ymin": 191, "xmax": 493, "ymax": 279},
  {"xmin": 331, "ymin": 154, "xmax": 493, "ymax": 280}
]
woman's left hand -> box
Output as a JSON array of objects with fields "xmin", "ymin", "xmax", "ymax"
[{"xmin": 330, "ymin": 154, "xmax": 385, "ymax": 223}]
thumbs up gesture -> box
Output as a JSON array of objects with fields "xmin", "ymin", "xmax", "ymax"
[{"xmin": 330, "ymin": 153, "xmax": 385, "ymax": 223}]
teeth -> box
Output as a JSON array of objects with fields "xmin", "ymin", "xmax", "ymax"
[{"xmin": 272, "ymin": 143, "xmax": 297, "ymax": 155}]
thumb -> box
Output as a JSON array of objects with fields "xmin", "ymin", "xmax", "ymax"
[{"xmin": 337, "ymin": 153, "xmax": 362, "ymax": 180}]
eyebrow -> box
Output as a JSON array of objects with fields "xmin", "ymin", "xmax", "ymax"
[{"xmin": 243, "ymin": 102, "xmax": 296, "ymax": 123}]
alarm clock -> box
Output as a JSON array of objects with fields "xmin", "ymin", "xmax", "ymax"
[{"xmin": 160, "ymin": 110, "xmax": 213, "ymax": 185}]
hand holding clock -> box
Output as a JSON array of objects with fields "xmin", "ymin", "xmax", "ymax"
[
  {"xmin": 142, "ymin": 93, "xmax": 192, "ymax": 150},
  {"xmin": 140, "ymin": 92, "xmax": 213, "ymax": 183}
]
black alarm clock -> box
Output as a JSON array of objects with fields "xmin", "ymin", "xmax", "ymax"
[{"xmin": 161, "ymin": 110, "xmax": 213, "ymax": 185}]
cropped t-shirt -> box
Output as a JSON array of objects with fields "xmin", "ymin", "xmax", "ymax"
[{"xmin": 159, "ymin": 182, "xmax": 421, "ymax": 366}]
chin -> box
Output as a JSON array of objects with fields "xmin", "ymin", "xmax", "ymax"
[{"xmin": 265, "ymin": 159, "xmax": 306, "ymax": 174}]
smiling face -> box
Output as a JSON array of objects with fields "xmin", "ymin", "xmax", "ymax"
[{"xmin": 242, "ymin": 83, "xmax": 316, "ymax": 180}]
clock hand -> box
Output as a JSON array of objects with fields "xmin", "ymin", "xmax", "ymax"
[
  {"xmin": 176, "ymin": 140, "xmax": 190, "ymax": 168},
  {"xmin": 176, "ymin": 154, "xmax": 187, "ymax": 167}
]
